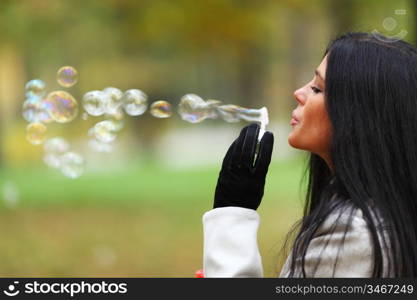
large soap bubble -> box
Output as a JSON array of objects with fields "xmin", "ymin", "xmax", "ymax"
[
  {"xmin": 122, "ymin": 89, "xmax": 148, "ymax": 116},
  {"xmin": 82, "ymin": 90, "xmax": 107, "ymax": 116},
  {"xmin": 26, "ymin": 122, "xmax": 47, "ymax": 145},
  {"xmin": 178, "ymin": 94, "xmax": 209, "ymax": 124},
  {"xmin": 150, "ymin": 100, "xmax": 172, "ymax": 118},
  {"xmin": 44, "ymin": 91, "xmax": 79, "ymax": 123},
  {"xmin": 57, "ymin": 66, "xmax": 78, "ymax": 88}
]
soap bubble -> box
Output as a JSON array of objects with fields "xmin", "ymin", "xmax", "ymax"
[
  {"xmin": 25, "ymin": 79, "xmax": 46, "ymax": 98},
  {"xmin": 44, "ymin": 91, "xmax": 78, "ymax": 123},
  {"xmin": 88, "ymin": 138, "xmax": 114, "ymax": 153},
  {"xmin": 82, "ymin": 90, "xmax": 107, "ymax": 116},
  {"xmin": 22, "ymin": 98, "xmax": 53, "ymax": 123},
  {"xmin": 178, "ymin": 94, "xmax": 208, "ymax": 123},
  {"xmin": 103, "ymin": 87, "xmax": 123, "ymax": 115},
  {"xmin": 122, "ymin": 89, "xmax": 148, "ymax": 116},
  {"xmin": 43, "ymin": 153, "xmax": 62, "ymax": 169},
  {"xmin": 2, "ymin": 181, "xmax": 19, "ymax": 209},
  {"xmin": 26, "ymin": 122, "xmax": 47, "ymax": 145},
  {"xmin": 60, "ymin": 152, "xmax": 84, "ymax": 179},
  {"xmin": 150, "ymin": 100, "xmax": 172, "ymax": 118},
  {"xmin": 205, "ymin": 99, "xmax": 222, "ymax": 119},
  {"xmin": 44, "ymin": 137, "xmax": 69, "ymax": 154},
  {"xmin": 93, "ymin": 120, "xmax": 118, "ymax": 143},
  {"xmin": 57, "ymin": 66, "xmax": 78, "ymax": 88},
  {"xmin": 217, "ymin": 105, "xmax": 269, "ymax": 129},
  {"xmin": 216, "ymin": 105, "xmax": 242, "ymax": 123}
]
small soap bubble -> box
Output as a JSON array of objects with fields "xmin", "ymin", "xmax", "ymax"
[
  {"xmin": 82, "ymin": 113, "xmax": 89, "ymax": 120},
  {"xmin": 60, "ymin": 152, "xmax": 84, "ymax": 179},
  {"xmin": 178, "ymin": 94, "xmax": 208, "ymax": 124},
  {"xmin": 103, "ymin": 87, "xmax": 123, "ymax": 115},
  {"xmin": 88, "ymin": 138, "xmax": 114, "ymax": 153},
  {"xmin": 82, "ymin": 90, "xmax": 107, "ymax": 116},
  {"xmin": 44, "ymin": 137, "xmax": 69, "ymax": 154},
  {"xmin": 25, "ymin": 79, "xmax": 46, "ymax": 98},
  {"xmin": 44, "ymin": 90, "xmax": 78, "ymax": 123},
  {"xmin": 122, "ymin": 89, "xmax": 148, "ymax": 116},
  {"xmin": 2, "ymin": 181, "xmax": 19, "ymax": 209},
  {"xmin": 216, "ymin": 105, "xmax": 242, "ymax": 123},
  {"xmin": 22, "ymin": 98, "xmax": 53, "ymax": 123},
  {"xmin": 150, "ymin": 100, "xmax": 172, "ymax": 118},
  {"xmin": 217, "ymin": 105, "xmax": 269, "ymax": 129},
  {"xmin": 26, "ymin": 122, "xmax": 47, "ymax": 145},
  {"xmin": 43, "ymin": 153, "xmax": 62, "ymax": 169},
  {"xmin": 93, "ymin": 120, "xmax": 118, "ymax": 143},
  {"xmin": 57, "ymin": 66, "xmax": 78, "ymax": 88},
  {"xmin": 205, "ymin": 99, "xmax": 222, "ymax": 119}
]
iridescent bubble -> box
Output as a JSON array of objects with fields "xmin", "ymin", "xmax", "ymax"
[
  {"xmin": 122, "ymin": 89, "xmax": 148, "ymax": 116},
  {"xmin": 217, "ymin": 105, "xmax": 269, "ymax": 136},
  {"xmin": 57, "ymin": 66, "xmax": 78, "ymax": 88},
  {"xmin": 22, "ymin": 98, "xmax": 53, "ymax": 123},
  {"xmin": 25, "ymin": 79, "xmax": 46, "ymax": 98},
  {"xmin": 205, "ymin": 99, "xmax": 222, "ymax": 119},
  {"xmin": 43, "ymin": 153, "xmax": 62, "ymax": 169},
  {"xmin": 82, "ymin": 90, "xmax": 107, "ymax": 116},
  {"xmin": 93, "ymin": 120, "xmax": 118, "ymax": 143},
  {"xmin": 103, "ymin": 87, "xmax": 123, "ymax": 115},
  {"xmin": 150, "ymin": 100, "xmax": 172, "ymax": 118},
  {"xmin": 216, "ymin": 105, "xmax": 242, "ymax": 123},
  {"xmin": 88, "ymin": 138, "xmax": 114, "ymax": 153},
  {"xmin": 26, "ymin": 122, "xmax": 47, "ymax": 145},
  {"xmin": 178, "ymin": 94, "xmax": 208, "ymax": 123},
  {"xmin": 44, "ymin": 91, "xmax": 78, "ymax": 123},
  {"xmin": 60, "ymin": 152, "xmax": 84, "ymax": 179},
  {"xmin": 44, "ymin": 137, "xmax": 69, "ymax": 154}
]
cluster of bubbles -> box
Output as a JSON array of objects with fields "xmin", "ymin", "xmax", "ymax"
[
  {"xmin": 23, "ymin": 66, "xmax": 268, "ymax": 178},
  {"xmin": 23, "ymin": 66, "xmax": 84, "ymax": 178}
]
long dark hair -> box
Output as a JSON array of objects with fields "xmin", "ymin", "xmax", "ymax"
[{"xmin": 282, "ymin": 32, "xmax": 417, "ymax": 277}]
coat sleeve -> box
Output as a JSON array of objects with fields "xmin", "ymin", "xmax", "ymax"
[
  {"xmin": 279, "ymin": 207, "xmax": 375, "ymax": 277},
  {"xmin": 202, "ymin": 207, "xmax": 263, "ymax": 277}
]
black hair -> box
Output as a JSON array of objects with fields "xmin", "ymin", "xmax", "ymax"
[{"xmin": 282, "ymin": 32, "xmax": 417, "ymax": 277}]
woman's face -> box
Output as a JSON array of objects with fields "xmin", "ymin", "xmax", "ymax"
[{"xmin": 288, "ymin": 56, "xmax": 333, "ymax": 168}]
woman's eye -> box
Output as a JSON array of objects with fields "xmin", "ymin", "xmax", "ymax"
[{"xmin": 311, "ymin": 86, "xmax": 322, "ymax": 94}]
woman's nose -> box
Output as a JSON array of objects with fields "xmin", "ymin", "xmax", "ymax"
[{"xmin": 293, "ymin": 88, "xmax": 305, "ymax": 105}]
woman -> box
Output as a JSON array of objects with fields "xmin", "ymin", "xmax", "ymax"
[{"xmin": 202, "ymin": 32, "xmax": 417, "ymax": 277}]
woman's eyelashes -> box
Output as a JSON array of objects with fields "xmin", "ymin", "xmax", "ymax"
[{"xmin": 310, "ymin": 85, "xmax": 322, "ymax": 94}]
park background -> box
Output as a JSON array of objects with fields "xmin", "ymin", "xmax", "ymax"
[{"xmin": 0, "ymin": 0, "xmax": 415, "ymax": 277}]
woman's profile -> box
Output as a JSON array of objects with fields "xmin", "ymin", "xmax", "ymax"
[{"xmin": 202, "ymin": 32, "xmax": 417, "ymax": 277}]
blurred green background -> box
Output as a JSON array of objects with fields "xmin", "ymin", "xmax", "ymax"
[{"xmin": 0, "ymin": 0, "xmax": 415, "ymax": 277}]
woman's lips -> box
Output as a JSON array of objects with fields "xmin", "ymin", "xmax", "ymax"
[
  {"xmin": 291, "ymin": 112, "xmax": 300, "ymax": 126},
  {"xmin": 290, "ymin": 118, "xmax": 299, "ymax": 126}
]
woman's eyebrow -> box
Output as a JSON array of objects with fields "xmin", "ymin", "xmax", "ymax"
[{"xmin": 315, "ymin": 69, "xmax": 325, "ymax": 81}]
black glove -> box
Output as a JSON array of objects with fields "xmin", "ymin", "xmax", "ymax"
[{"xmin": 213, "ymin": 123, "xmax": 274, "ymax": 210}]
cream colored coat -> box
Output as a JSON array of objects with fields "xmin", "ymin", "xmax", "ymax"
[{"xmin": 202, "ymin": 204, "xmax": 392, "ymax": 277}]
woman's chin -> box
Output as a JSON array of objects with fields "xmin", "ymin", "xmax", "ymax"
[{"xmin": 288, "ymin": 130, "xmax": 302, "ymax": 149}]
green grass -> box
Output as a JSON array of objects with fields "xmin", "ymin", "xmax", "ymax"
[{"xmin": 0, "ymin": 158, "xmax": 307, "ymax": 276}]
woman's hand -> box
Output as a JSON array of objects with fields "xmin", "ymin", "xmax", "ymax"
[{"xmin": 213, "ymin": 123, "xmax": 274, "ymax": 210}]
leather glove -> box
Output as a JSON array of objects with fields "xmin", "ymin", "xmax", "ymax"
[{"xmin": 213, "ymin": 123, "xmax": 274, "ymax": 210}]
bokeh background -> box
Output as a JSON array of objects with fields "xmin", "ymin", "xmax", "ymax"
[{"xmin": 0, "ymin": 0, "xmax": 415, "ymax": 277}]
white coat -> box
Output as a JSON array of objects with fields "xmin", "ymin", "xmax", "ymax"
[{"xmin": 202, "ymin": 201, "xmax": 393, "ymax": 277}]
